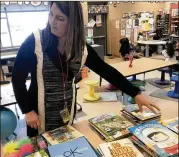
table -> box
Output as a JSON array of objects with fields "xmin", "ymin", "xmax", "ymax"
[
  {"xmin": 137, "ymin": 40, "xmax": 167, "ymax": 57},
  {"xmin": 1, "ymin": 54, "xmax": 17, "ymax": 60},
  {"xmin": 110, "ymin": 58, "xmax": 177, "ymax": 77}
]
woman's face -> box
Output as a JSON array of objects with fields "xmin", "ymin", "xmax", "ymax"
[{"xmin": 49, "ymin": 3, "xmax": 68, "ymax": 38}]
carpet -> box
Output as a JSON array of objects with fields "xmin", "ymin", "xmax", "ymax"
[
  {"xmin": 150, "ymin": 89, "xmax": 178, "ymax": 102},
  {"xmin": 146, "ymin": 77, "xmax": 174, "ymax": 89}
]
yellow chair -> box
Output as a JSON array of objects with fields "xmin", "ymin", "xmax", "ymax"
[{"xmin": 83, "ymin": 80, "xmax": 100, "ymax": 101}]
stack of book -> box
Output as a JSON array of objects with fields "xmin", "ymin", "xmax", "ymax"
[
  {"xmin": 88, "ymin": 113, "xmax": 133, "ymax": 142},
  {"xmin": 121, "ymin": 104, "xmax": 161, "ymax": 124},
  {"xmin": 128, "ymin": 120, "xmax": 179, "ymax": 157},
  {"xmin": 97, "ymin": 138, "xmax": 144, "ymax": 157},
  {"xmin": 28, "ymin": 137, "xmax": 100, "ymax": 157},
  {"xmin": 161, "ymin": 118, "xmax": 178, "ymax": 134}
]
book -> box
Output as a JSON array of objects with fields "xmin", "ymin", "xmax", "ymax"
[
  {"xmin": 161, "ymin": 118, "xmax": 178, "ymax": 134},
  {"xmin": 48, "ymin": 137, "xmax": 98, "ymax": 157},
  {"xmin": 42, "ymin": 125, "xmax": 84, "ymax": 145},
  {"xmin": 99, "ymin": 138, "xmax": 144, "ymax": 157},
  {"xmin": 27, "ymin": 149, "xmax": 49, "ymax": 157},
  {"xmin": 121, "ymin": 110, "xmax": 161, "ymax": 124},
  {"xmin": 130, "ymin": 135, "xmax": 159, "ymax": 157},
  {"xmin": 89, "ymin": 113, "xmax": 133, "ymax": 141},
  {"xmin": 128, "ymin": 120, "xmax": 179, "ymax": 157},
  {"xmin": 122, "ymin": 104, "xmax": 161, "ymax": 121}
]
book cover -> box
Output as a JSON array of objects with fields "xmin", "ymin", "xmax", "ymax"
[
  {"xmin": 128, "ymin": 120, "xmax": 179, "ymax": 157},
  {"xmin": 123, "ymin": 105, "xmax": 161, "ymax": 121},
  {"xmin": 130, "ymin": 136, "xmax": 158, "ymax": 157},
  {"xmin": 162, "ymin": 118, "xmax": 178, "ymax": 134},
  {"xmin": 27, "ymin": 149, "xmax": 49, "ymax": 157},
  {"xmin": 42, "ymin": 125, "xmax": 84, "ymax": 145},
  {"xmin": 48, "ymin": 137, "xmax": 98, "ymax": 157},
  {"xmin": 99, "ymin": 138, "xmax": 144, "ymax": 157},
  {"xmin": 89, "ymin": 114, "xmax": 133, "ymax": 141}
]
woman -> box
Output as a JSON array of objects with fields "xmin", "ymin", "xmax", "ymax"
[{"xmin": 12, "ymin": 2, "xmax": 160, "ymax": 137}]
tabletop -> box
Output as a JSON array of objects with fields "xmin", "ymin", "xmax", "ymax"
[
  {"xmin": 137, "ymin": 40, "xmax": 167, "ymax": 45},
  {"xmin": 110, "ymin": 58, "xmax": 177, "ymax": 77}
]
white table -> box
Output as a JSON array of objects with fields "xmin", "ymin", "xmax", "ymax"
[{"xmin": 137, "ymin": 40, "xmax": 167, "ymax": 57}]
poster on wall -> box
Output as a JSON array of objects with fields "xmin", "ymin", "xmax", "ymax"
[
  {"xmin": 121, "ymin": 30, "xmax": 125, "ymax": 36},
  {"xmin": 121, "ymin": 19, "xmax": 126, "ymax": 30},
  {"xmin": 88, "ymin": 18, "xmax": 96, "ymax": 27},
  {"xmin": 96, "ymin": 15, "xmax": 102, "ymax": 27},
  {"xmin": 126, "ymin": 19, "xmax": 132, "ymax": 29},
  {"xmin": 126, "ymin": 28, "xmax": 131, "ymax": 38},
  {"xmin": 116, "ymin": 20, "xmax": 119, "ymax": 29},
  {"xmin": 134, "ymin": 28, "xmax": 138, "ymax": 42}
]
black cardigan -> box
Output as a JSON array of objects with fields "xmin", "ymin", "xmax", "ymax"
[{"xmin": 12, "ymin": 33, "xmax": 140, "ymax": 114}]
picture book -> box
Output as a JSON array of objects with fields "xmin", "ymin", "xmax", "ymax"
[
  {"xmin": 89, "ymin": 113, "xmax": 133, "ymax": 141},
  {"xmin": 123, "ymin": 105, "xmax": 161, "ymax": 121},
  {"xmin": 48, "ymin": 137, "xmax": 98, "ymax": 157},
  {"xmin": 161, "ymin": 118, "xmax": 178, "ymax": 134},
  {"xmin": 99, "ymin": 138, "xmax": 144, "ymax": 157},
  {"xmin": 128, "ymin": 120, "xmax": 179, "ymax": 157},
  {"xmin": 27, "ymin": 149, "xmax": 49, "ymax": 157},
  {"xmin": 121, "ymin": 110, "xmax": 161, "ymax": 124},
  {"xmin": 42, "ymin": 125, "xmax": 84, "ymax": 145},
  {"xmin": 130, "ymin": 136, "xmax": 159, "ymax": 157}
]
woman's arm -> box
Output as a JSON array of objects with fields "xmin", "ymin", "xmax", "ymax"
[
  {"xmin": 12, "ymin": 34, "xmax": 36, "ymax": 114},
  {"xmin": 85, "ymin": 44, "xmax": 141, "ymax": 98}
]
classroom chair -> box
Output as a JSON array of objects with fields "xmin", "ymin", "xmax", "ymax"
[
  {"xmin": 155, "ymin": 67, "xmax": 171, "ymax": 85},
  {"xmin": 167, "ymin": 75, "xmax": 178, "ymax": 99}
]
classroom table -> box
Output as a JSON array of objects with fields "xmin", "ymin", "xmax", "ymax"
[
  {"xmin": 110, "ymin": 58, "xmax": 177, "ymax": 77},
  {"xmin": 137, "ymin": 40, "xmax": 167, "ymax": 57}
]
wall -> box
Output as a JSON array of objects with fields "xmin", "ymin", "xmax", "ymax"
[
  {"xmin": 81, "ymin": 2, "xmax": 88, "ymax": 26},
  {"xmin": 107, "ymin": 2, "xmax": 165, "ymax": 57}
]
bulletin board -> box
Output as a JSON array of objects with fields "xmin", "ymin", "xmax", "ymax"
[{"xmin": 120, "ymin": 11, "xmax": 154, "ymax": 43}]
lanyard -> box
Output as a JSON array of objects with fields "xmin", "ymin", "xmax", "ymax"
[{"xmin": 58, "ymin": 50, "xmax": 68, "ymax": 102}]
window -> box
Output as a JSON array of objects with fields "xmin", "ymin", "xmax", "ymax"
[
  {"xmin": 1, "ymin": 10, "xmax": 49, "ymax": 48},
  {"xmin": 1, "ymin": 19, "xmax": 11, "ymax": 47},
  {"xmin": 8, "ymin": 11, "xmax": 49, "ymax": 46},
  {"xmin": 8, "ymin": 12, "xmax": 48, "ymax": 46}
]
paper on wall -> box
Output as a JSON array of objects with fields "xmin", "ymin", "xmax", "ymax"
[
  {"xmin": 126, "ymin": 28, "xmax": 131, "ymax": 38},
  {"xmin": 116, "ymin": 20, "xmax": 119, "ymax": 28},
  {"xmin": 121, "ymin": 19, "xmax": 126, "ymax": 30},
  {"xmin": 121, "ymin": 30, "xmax": 125, "ymax": 36},
  {"xmin": 134, "ymin": 28, "xmax": 138, "ymax": 42},
  {"xmin": 88, "ymin": 18, "xmax": 96, "ymax": 27},
  {"xmin": 88, "ymin": 28, "xmax": 93, "ymax": 37},
  {"xmin": 96, "ymin": 15, "xmax": 102, "ymax": 27},
  {"xmin": 149, "ymin": 18, "xmax": 154, "ymax": 25}
]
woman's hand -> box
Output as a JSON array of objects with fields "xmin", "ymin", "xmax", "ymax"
[
  {"xmin": 26, "ymin": 110, "xmax": 41, "ymax": 129},
  {"xmin": 135, "ymin": 93, "xmax": 160, "ymax": 113}
]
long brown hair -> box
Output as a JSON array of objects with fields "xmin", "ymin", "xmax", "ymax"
[{"xmin": 44, "ymin": 2, "xmax": 85, "ymax": 62}]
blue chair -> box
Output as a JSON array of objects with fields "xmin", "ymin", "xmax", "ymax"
[
  {"xmin": 167, "ymin": 75, "xmax": 179, "ymax": 99},
  {"xmin": 155, "ymin": 67, "xmax": 171, "ymax": 85}
]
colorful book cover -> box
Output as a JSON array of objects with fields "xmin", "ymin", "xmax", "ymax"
[
  {"xmin": 162, "ymin": 118, "xmax": 178, "ymax": 134},
  {"xmin": 48, "ymin": 137, "xmax": 98, "ymax": 157},
  {"xmin": 27, "ymin": 149, "xmax": 49, "ymax": 157},
  {"xmin": 42, "ymin": 125, "xmax": 84, "ymax": 145},
  {"xmin": 123, "ymin": 105, "xmax": 161, "ymax": 121},
  {"xmin": 128, "ymin": 120, "xmax": 179, "ymax": 157},
  {"xmin": 99, "ymin": 138, "xmax": 144, "ymax": 157},
  {"xmin": 130, "ymin": 136, "xmax": 159, "ymax": 157},
  {"xmin": 89, "ymin": 113, "xmax": 133, "ymax": 141}
]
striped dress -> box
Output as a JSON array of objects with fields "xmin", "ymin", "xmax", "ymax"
[{"xmin": 33, "ymin": 30, "xmax": 87, "ymax": 134}]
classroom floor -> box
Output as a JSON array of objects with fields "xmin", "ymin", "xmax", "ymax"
[{"xmin": 1, "ymin": 55, "xmax": 178, "ymax": 156}]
